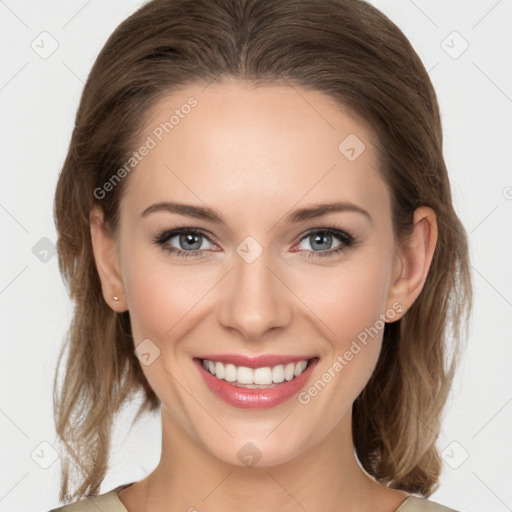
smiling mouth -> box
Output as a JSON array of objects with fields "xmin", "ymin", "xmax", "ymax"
[{"xmin": 199, "ymin": 357, "xmax": 317, "ymax": 388}]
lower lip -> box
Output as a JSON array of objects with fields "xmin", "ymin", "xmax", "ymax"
[{"xmin": 194, "ymin": 358, "xmax": 318, "ymax": 409}]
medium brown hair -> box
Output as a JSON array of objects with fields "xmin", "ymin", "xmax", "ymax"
[{"xmin": 53, "ymin": 0, "xmax": 472, "ymax": 502}]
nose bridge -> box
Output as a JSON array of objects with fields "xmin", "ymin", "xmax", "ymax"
[{"xmin": 217, "ymin": 239, "xmax": 292, "ymax": 340}]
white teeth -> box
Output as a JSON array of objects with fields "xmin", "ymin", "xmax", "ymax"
[
  {"xmin": 224, "ymin": 363, "xmax": 237, "ymax": 382},
  {"xmin": 254, "ymin": 366, "xmax": 272, "ymax": 385},
  {"xmin": 284, "ymin": 362, "xmax": 295, "ymax": 381},
  {"xmin": 272, "ymin": 364, "xmax": 285, "ymax": 383},
  {"xmin": 202, "ymin": 358, "xmax": 311, "ymax": 385},
  {"xmin": 295, "ymin": 360, "xmax": 307, "ymax": 376},
  {"xmin": 237, "ymin": 366, "xmax": 254, "ymax": 384},
  {"xmin": 215, "ymin": 361, "xmax": 225, "ymax": 379}
]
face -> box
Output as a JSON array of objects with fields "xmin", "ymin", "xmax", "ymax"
[{"xmin": 101, "ymin": 79, "xmax": 408, "ymax": 467}]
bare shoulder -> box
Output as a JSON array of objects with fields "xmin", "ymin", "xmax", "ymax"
[{"xmin": 397, "ymin": 496, "xmax": 460, "ymax": 512}]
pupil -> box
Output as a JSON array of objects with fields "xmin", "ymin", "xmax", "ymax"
[
  {"xmin": 311, "ymin": 232, "xmax": 331, "ymax": 250},
  {"xmin": 181, "ymin": 233, "xmax": 201, "ymax": 250}
]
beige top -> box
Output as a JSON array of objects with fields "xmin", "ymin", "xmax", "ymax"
[{"xmin": 48, "ymin": 483, "xmax": 460, "ymax": 511}]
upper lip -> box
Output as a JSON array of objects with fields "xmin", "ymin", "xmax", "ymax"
[{"xmin": 196, "ymin": 354, "xmax": 317, "ymax": 369}]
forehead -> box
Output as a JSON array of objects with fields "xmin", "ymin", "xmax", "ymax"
[{"xmin": 121, "ymin": 79, "xmax": 390, "ymax": 224}]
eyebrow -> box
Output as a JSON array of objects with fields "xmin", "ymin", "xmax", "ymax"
[{"xmin": 141, "ymin": 200, "xmax": 372, "ymax": 225}]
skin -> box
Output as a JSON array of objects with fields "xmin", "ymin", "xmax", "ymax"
[{"xmin": 90, "ymin": 78, "xmax": 437, "ymax": 512}]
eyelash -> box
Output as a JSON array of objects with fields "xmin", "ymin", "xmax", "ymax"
[{"xmin": 152, "ymin": 226, "xmax": 359, "ymax": 260}]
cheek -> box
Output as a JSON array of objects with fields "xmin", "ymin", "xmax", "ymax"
[
  {"xmin": 126, "ymin": 264, "xmax": 179, "ymax": 342},
  {"xmin": 296, "ymin": 252, "xmax": 392, "ymax": 407},
  {"xmin": 123, "ymin": 247, "xmax": 216, "ymax": 344},
  {"xmin": 306, "ymin": 256, "xmax": 391, "ymax": 345},
  {"xmin": 122, "ymin": 250, "xmax": 214, "ymax": 415}
]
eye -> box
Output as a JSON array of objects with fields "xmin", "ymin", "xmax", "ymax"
[
  {"xmin": 152, "ymin": 226, "xmax": 359, "ymax": 260},
  {"xmin": 152, "ymin": 228, "xmax": 216, "ymax": 258},
  {"xmin": 294, "ymin": 228, "xmax": 357, "ymax": 259}
]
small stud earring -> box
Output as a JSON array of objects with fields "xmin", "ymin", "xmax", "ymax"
[{"xmin": 113, "ymin": 296, "xmax": 119, "ymax": 301}]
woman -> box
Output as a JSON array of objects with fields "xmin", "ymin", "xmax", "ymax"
[{"xmin": 48, "ymin": 0, "xmax": 472, "ymax": 511}]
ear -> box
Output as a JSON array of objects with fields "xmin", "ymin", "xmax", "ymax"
[
  {"xmin": 385, "ymin": 206, "xmax": 438, "ymax": 322},
  {"xmin": 89, "ymin": 206, "xmax": 127, "ymax": 312}
]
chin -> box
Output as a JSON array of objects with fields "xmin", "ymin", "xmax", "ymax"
[{"xmin": 204, "ymin": 435, "xmax": 311, "ymax": 470}]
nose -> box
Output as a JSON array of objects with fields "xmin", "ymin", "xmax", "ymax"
[{"xmin": 217, "ymin": 246, "xmax": 293, "ymax": 342}]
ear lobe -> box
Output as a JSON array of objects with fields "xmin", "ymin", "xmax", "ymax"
[
  {"xmin": 385, "ymin": 206, "xmax": 438, "ymax": 322},
  {"xmin": 89, "ymin": 206, "xmax": 127, "ymax": 312}
]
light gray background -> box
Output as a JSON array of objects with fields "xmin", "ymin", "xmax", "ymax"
[{"xmin": 1, "ymin": 1, "xmax": 511, "ymax": 511}]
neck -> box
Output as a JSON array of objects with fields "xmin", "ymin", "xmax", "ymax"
[{"xmin": 123, "ymin": 407, "xmax": 395, "ymax": 512}]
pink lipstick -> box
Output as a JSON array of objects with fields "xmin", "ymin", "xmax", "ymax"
[{"xmin": 194, "ymin": 354, "xmax": 318, "ymax": 409}]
